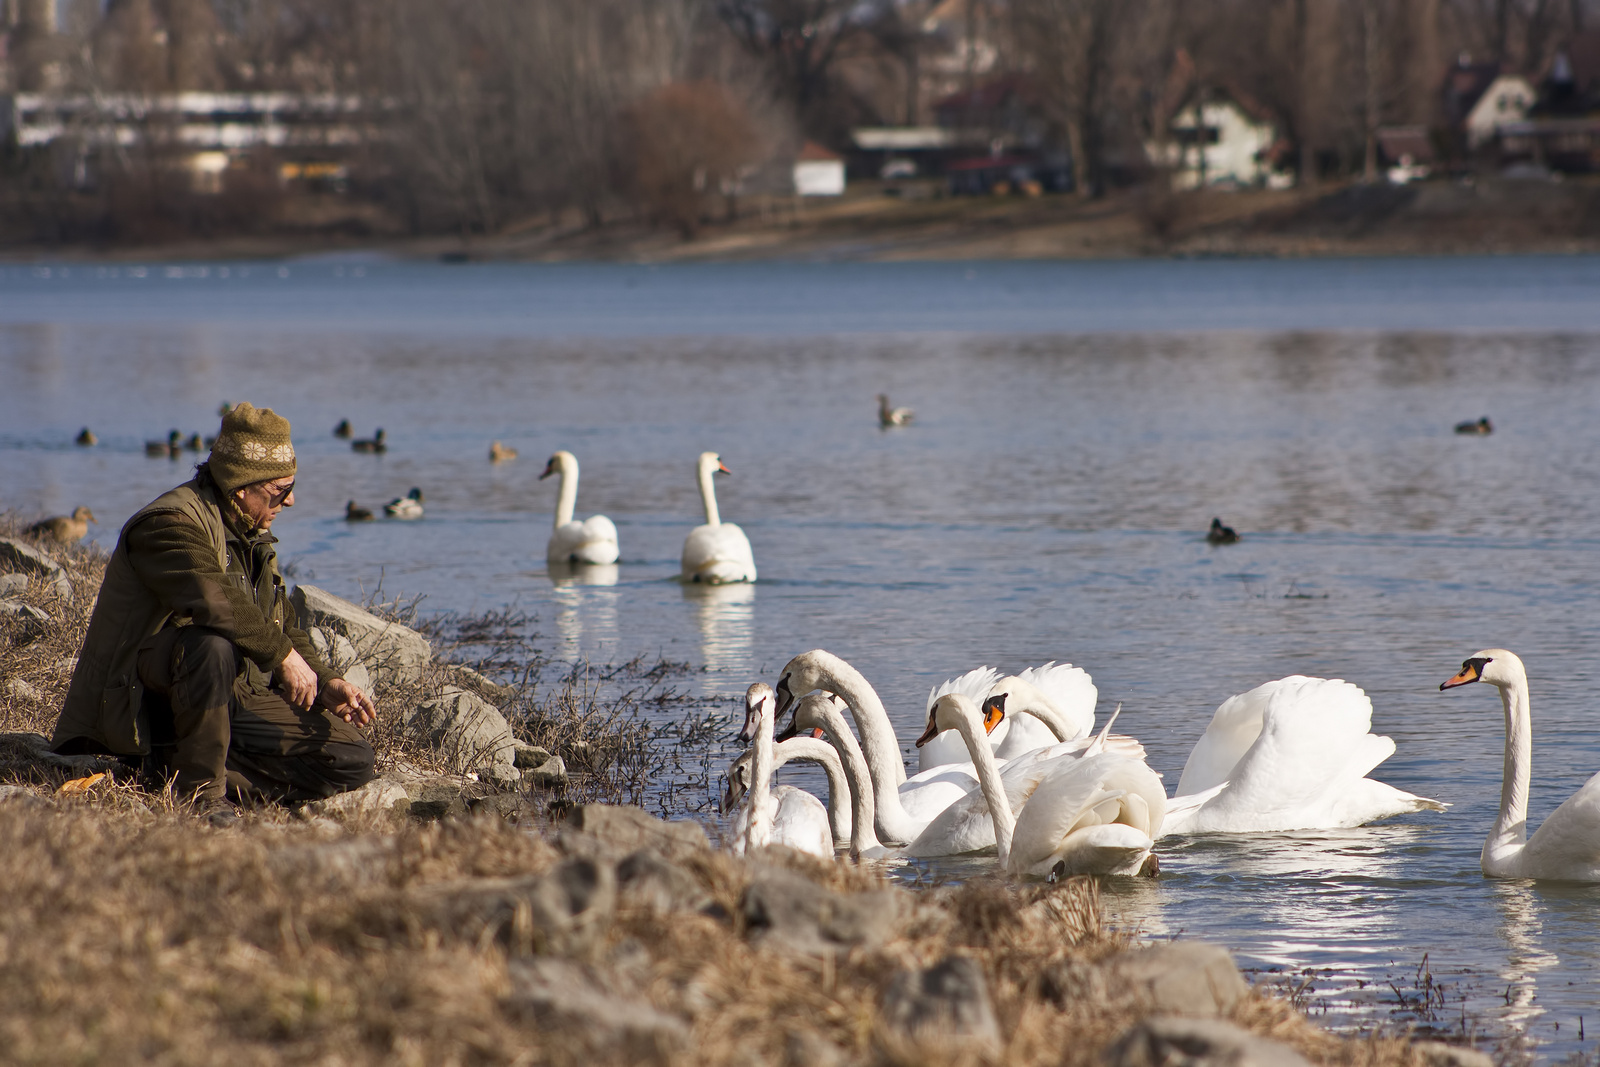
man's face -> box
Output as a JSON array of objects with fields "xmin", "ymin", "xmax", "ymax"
[{"xmin": 235, "ymin": 476, "xmax": 296, "ymax": 531}]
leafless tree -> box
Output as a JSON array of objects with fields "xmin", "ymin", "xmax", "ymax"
[{"xmin": 716, "ymin": 0, "xmax": 880, "ymax": 138}]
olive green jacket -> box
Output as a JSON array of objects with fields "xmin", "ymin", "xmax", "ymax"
[{"xmin": 52, "ymin": 478, "xmax": 337, "ymax": 756}]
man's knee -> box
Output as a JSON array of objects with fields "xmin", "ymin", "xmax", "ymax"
[
  {"xmin": 328, "ymin": 733, "xmax": 377, "ymax": 791},
  {"xmin": 172, "ymin": 629, "xmax": 239, "ymax": 684}
]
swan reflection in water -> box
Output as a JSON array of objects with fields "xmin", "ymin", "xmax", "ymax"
[
  {"xmin": 548, "ymin": 563, "xmax": 619, "ymax": 663},
  {"xmin": 1490, "ymin": 883, "xmax": 1561, "ymax": 1034},
  {"xmin": 682, "ymin": 581, "xmax": 755, "ymax": 693}
]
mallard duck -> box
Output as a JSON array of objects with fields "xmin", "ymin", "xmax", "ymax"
[
  {"xmin": 334, "ymin": 419, "xmax": 352, "ymax": 439},
  {"xmin": 218, "ymin": 401, "xmax": 233, "ymax": 416},
  {"xmin": 26, "ymin": 506, "xmax": 97, "ymax": 544},
  {"xmin": 345, "ymin": 500, "xmax": 375, "ymax": 522},
  {"xmin": 145, "ymin": 430, "xmax": 182, "ymax": 458},
  {"xmin": 184, "ymin": 432, "xmax": 205, "ymax": 451},
  {"xmin": 878, "ymin": 394, "xmax": 914, "ymax": 427},
  {"xmin": 489, "ymin": 440, "xmax": 518, "ymax": 463},
  {"xmin": 74, "ymin": 427, "xmax": 97, "ymax": 447},
  {"xmin": 351, "ymin": 428, "xmax": 387, "ymax": 454},
  {"xmin": 1206, "ymin": 518, "xmax": 1240, "ymax": 545},
  {"xmin": 384, "ymin": 487, "xmax": 424, "ymax": 519},
  {"xmin": 1455, "ymin": 417, "xmax": 1493, "ymax": 435}
]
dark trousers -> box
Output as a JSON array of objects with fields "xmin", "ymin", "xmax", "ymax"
[{"xmin": 137, "ymin": 626, "xmax": 376, "ymax": 804}]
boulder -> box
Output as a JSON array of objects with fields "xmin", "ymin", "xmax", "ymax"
[
  {"xmin": 561, "ymin": 804, "xmax": 709, "ymax": 864},
  {"xmin": 446, "ymin": 663, "xmax": 514, "ymax": 705},
  {"xmin": 289, "ymin": 584, "xmax": 431, "ymax": 686},
  {"xmin": 402, "ymin": 686, "xmax": 516, "ymax": 774},
  {"xmin": 301, "ymin": 778, "xmax": 411, "ymax": 820},
  {"xmin": 306, "ymin": 626, "xmax": 373, "ymax": 694},
  {"xmin": 742, "ymin": 864, "xmax": 910, "ymax": 955},
  {"xmin": 476, "ymin": 762, "xmax": 522, "ymax": 788},
  {"xmin": 0, "ymin": 574, "xmax": 27, "ymax": 597},
  {"xmin": 524, "ymin": 754, "xmax": 568, "ymax": 789},
  {"xmin": 881, "ymin": 956, "xmax": 1000, "ymax": 1050},
  {"xmin": 513, "ymin": 742, "xmax": 552, "ymax": 768},
  {"xmin": 506, "ymin": 956, "xmax": 688, "ymax": 1053},
  {"xmin": 1102, "ymin": 1016, "xmax": 1311, "ymax": 1067},
  {"xmin": 405, "ymin": 778, "xmax": 467, "ymax": 819},
  {"xmin": 0, "ymin": 538, "xmax": 72, "ymax": 601},
  {"xmin": 615, "ymin": 848, "xmax": 712, "ymax": 914},
  {"xmin": 413, "ymin": 856, "xmax": 617, "ymax": 957},
  {"xmin": 1107, "ymin": 942, "xmax": 1250, "ymax": 1016}
]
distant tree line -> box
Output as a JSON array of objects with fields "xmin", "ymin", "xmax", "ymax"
[{"xmin": 0, "ymin": 0, "xmax": 1595, "ymax": 242}]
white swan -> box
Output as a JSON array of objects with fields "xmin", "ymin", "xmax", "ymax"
[
  {"xmin": 1160, "ymin": 676, "xmax": 1446, "ymax": 836},
  {"xmin": 1442, "ymin": 650, "xmax": 1600, "ymax": 881},
  {"xmin": 731, "ymin": 684, "xmax": 832, "ymax": 858},
  {"xmin": 726, "ymin": 698, "xmax": 855, "ymax": 849},
  {"xmin": 918, "ymin": 661, "xmax": 1098, "ymax": 769},
  {"xmin": 540, "ymin": 451, "xmax": 619, "ymax": 565},
  {"xmin": 681, "ymin": 452, "xmax": 755, "ymax": 584},
  {"xmin": 920, "ymin": 694, "xmax": 1166, "ymax": 877}
]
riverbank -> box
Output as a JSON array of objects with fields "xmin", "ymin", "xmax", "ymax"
[{"xmin": 2, "ymin": 176, "xmax": 1595, "ymax": 265}]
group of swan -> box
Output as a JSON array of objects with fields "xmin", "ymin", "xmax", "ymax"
[
  {"xmin": 724, "ymin": 647, "xmax": 1588, "ymax": 882},
  {"xmin": 540, "ymin": 449, "xmax": 755, "ymax": 584}
]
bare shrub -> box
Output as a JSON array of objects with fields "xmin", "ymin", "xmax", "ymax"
[{"xmin": 627, "ymin": 81, "xmax": 762, "ymax": 238}]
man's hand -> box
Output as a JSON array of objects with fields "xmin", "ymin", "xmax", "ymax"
[
  {"xmin": 318, "ymin": 677, "xmax": 378, "ymax": 727},
  {"xmin": 274, "ymin": 647, "xmax": 319, "ymax": 711}
]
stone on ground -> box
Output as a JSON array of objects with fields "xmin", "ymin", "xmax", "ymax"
[
  {"xmin": 0, "ymin": 538, "xmax": 73, "ymax": 601},
  {"xmin": 301, "ymin": 778, "xmax": 411, "ymax": 820},
  {"xmin": 560, "ymin": 803, "xmax": 709, "ymax": 864},
  {"xmin": 1103, "ymin": 1016, "xmax": 1311, "ymax": 1067},
  {"xmin": 882, "ymin": 955, "xmax": 1000, "ymax": 1049},
  {"xmin": 742, "ymin": 863, "xmax": 909, "ymax": 955},
  {"xmin": 402, "ymin": 685, "xmax": 516, "ymax": 775},
  {"xmin": 289, "ymin": 584, "xmax": 431, "ymax": 685}
]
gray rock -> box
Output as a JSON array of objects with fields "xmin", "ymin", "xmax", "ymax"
[
  {"xmin": 446, "ymin": 663, "xmax": 514, "ymax": 705},
  {"xmin": 561, "ymin": 803, "xmax": 709, "ymax": 864},
  {"xmin": 289, "ymin": 584, "xmax": 431, "ymax": 685},
  {"xmin": 414, "ymin": 856, "xmax": 617, "ymax": 957},
  {"xmin": 882, "ymin": 956, "xmax": 999, "ymax": 1049},
  {"xmin": 0, "ymin": 538, "xmax": 72, "ymax": 601},
  {"xmin": 5, "ymin": 678, "xmax": 46, "ymax": 703},
  {"xmin": 0, "ymin": 574, "xmax": 27, "ymax": 597},
  {"xmin": 0, "ymin": 602, "xmax": 53, "ymax": 644},
  {"xmin": 615, "ymin": 849, "xmax": 712, "ymax": 913},
  {"xmin": 742, "ymin": 865, "xmax": 909, "ymax": 955},
  {"xmin": 1413, "ymin": 1042, "xmax": 1495, "ymax": 1067},
  {"xmin": 1102, "ymin": 1016, "xmax": 1311, "ymax": 1067},
  {"xmin": 405, "ymin": 778, "xmax": 467, "ymax": 819},
  {"xmin": 403, "ymin": 686, "xmax": 516, "ymax": 774},
  {"xmin": 1107, "ymin": 941, "xmax": 1251, "ymax": 1016},
  {"xmin": 301, "ymin": 778, "xmax": 411, "ymax": 820},
  {"xmin": 475, "ymin": 762, "xmax": 522, "ymax": 788},
  {"xmin": 513, "ymin": 742, "xmax": 552, "ymax": 768},
  {"xmin": 524, "ymin": 754, "xmax": 568, "ymax": 788},
  {"xmin": 506, "ymin": 956, "xmax": 688, "ymax": 1053},
  {"xmin": 307, "ymin": 626, "xmax": 373, "ymax": 694}
]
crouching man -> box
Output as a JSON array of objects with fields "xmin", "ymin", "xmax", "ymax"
[{"xmin": 51, "ymin": 402, "xmax": 377, "ymax": 824}]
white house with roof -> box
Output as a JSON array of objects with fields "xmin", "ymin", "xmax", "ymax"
[
  {"xmin": 792, "ymin": 141, "xmax": 845, "ymax": 196},
  {"xmin": 1462, "ymin": 74, "xmax": 1535, "ymax": 149},
  {"xmin": 1147, "ymin": 92, "xmax": 1291, "ymax": 190}
]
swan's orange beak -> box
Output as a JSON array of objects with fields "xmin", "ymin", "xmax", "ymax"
[
  {"xmin": 1440, "ymin": 660, "xmax": 1482, "ymax": 690},
  {"xmin": 717, "ymin": 461, "xmax": 731, "ymax": 476},
  {"xmin": 982, "ymin": 694, "xmax": 1006, "ymax": 734},
  {"xmin": 539, "ymin": 458, "xmax": 556, "ymax": 480},
  {"xmin": 914, "ymin": 712, "xmax": 941, "ymax": 748}
]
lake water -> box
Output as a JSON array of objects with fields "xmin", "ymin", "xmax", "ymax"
[{"xmin": 3, "ymin": 255, "xmax": 1599, "ymax": 1059}]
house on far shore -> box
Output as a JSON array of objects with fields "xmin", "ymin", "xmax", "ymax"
[
  {"xmin": 1146, "ymin": 52, "xmax": 1293, "ymax": 190},
  {"xmin": 793, "ymin": 142, "xmax": 845, "ymax": 196},
  {"xmin": 1461, "ymin": 72, "xmax": 1536, "ymax": 149}
]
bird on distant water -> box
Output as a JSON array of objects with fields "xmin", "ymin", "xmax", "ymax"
[
  {"xmin": 878, "ymin": 394, "xmax": 914, "ymax": 428},
  {"xmin": 26, "ymin": 506, "xmax": 97, "ymax": 544},
  {"xmin": 345, "ymin": 500, "xmax": 375, "ymax": 522},
  {"xmin": 489, "ymin": 440, "xmax": 518, "ymax": 463},
  {"xmin": 1455, "ymin": 417, "xmax": 1493, "ymax": 435},
  {"xmin": 351, "ymin": 428, "xmax": 387, "ymax": 454},
  {"xmin": 145, "ymin": 430, "xmax": 182, "ymax": 458},
  {"xmin": 74, "ymin": 427, "xmax": 97, "ymax": 447},
  {"xmin": 334, "ymin": 419, "xmax": 352, "ymax": 439},
  {"xmin": 1206, "ymin": 518, "xmax": 1240, "ymax": 545},
  {"xmin": 218, "ymin": 401, "xmax": 233, "ymax": 416},
  {"xmin": 384, "ymin": 487, "xmax": 424, "ymax": 519},
  {"xmin": 184, "ymin": 432, "xmax": 205, "ymax": 452}
]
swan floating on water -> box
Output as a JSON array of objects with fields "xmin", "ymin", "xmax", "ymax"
[
  {"xmin": 726, "ymin": 694, "xmax": 856, "ymax": 850},
  {"xmin": 730, "ymin": 684, "xmax": 832, "ymax": 858},
  {"xmin": 681, "ymin": 452, "xmax": 756, "ymax": 584},
  {"xmin": 540, "ymin": 450, "xmax": 620, "ymax": 565},
  {"xmin": 1160, "ymin": 675, "xmax": 1445, "ymax": 836},
  {"xmin": 1442, "ymin": 649, "xmax": 1600, "ymax": 882}
]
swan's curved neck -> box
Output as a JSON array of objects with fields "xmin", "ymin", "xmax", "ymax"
[
  {"xmin": 950, "ymin": 703, "xmax": 1016, "ymax": 864},
  {"xmin": 747, "ymin": 704, "xmax": 776, "ymax": 850},
  {"xmin": 554, "ymin": 460, "xmax": 578, "ymax": 530},
  {"xmin": 813, "ymin": 654, "xmax": 908, "ymax": 790},
  {"xmin": 808, "ymin": 700, "xmax": 882, "ymax": 856},
  {"xmin": 698, "ymin": 463, "xmax": 721, "ymax": 527},
  {"xmin": 1001, "ymin": 679, "xmax": 1074, "ymax": 741},
  {"xmin": 1487, "ymin": 678, "xmax": 1533, "ymax": 872},
  {"xmin": 773, "ymin": 736, "xmax": 852, "ymax": 847}
]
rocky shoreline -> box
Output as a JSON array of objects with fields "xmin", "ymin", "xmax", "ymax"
[{"xmin": 0, "ymin": 523, "xmax": 1497, "ymax": 1066}]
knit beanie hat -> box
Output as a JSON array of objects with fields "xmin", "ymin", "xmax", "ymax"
[{"xmin": 207, "ymin": 402, "xmax": 296, "ymax": 494}]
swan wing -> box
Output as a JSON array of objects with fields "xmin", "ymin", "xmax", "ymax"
[
  {"xmin": 1520, "ymin": 770, "xmax": 1600, "ymax": 880},
  {"xmin": 1156, "ymin": 782, "xmax": 1230, "ymax": 838},
  {"xmin": 1174, "ymin": 678, "xmax": 1292, "ymax": 796},
  {"xmin": 926, "ymin": 665, "xmax": 1001, "ymax": 712},
  {"xmin": 770, "ymin": 785, "xmax": 834, "ymax": 859},
  {"xmin": 682, "ymin": 523, "xmax": 756, "ymax": 583},
  {"xmin": 1016, "ymin": 661, "xmax": 1098, "ymax": 739},
  {"xmin": 1009, "ymin": 753, "xmax": 1164, "ymax": 877},
  {"xmin": 903, "ymin": 743, "xmax": 1105, "ymax": 857},
  {"xmin": 549, "ymin": 516, "xmax": 619, "ymax": 564}
]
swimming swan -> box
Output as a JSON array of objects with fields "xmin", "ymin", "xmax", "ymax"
[
  {"xmin": 732, "ymin": 684, "xmax": 832, "ymax": 858},
  {"xmin": 726, "ymin": 696, "xmax": 856, "ymax": 850},
  {"xmin": 917, "ymin": 662, "xmax": 1098, "ymax": 769},
  {"xmin": 920, "ymin": 694, "xmax": 1165, "ymax": 877},
  {"xmin": 540, "ymin": 451, "xmax": 620, "ymax": 565},
  {"xmin": 1160, "ymin": 676, "xmax": 1446, "ymax": 836},
  {"xmin": 681, "ymin": 452, "xmax": 756, "ymax": 584},
  {"xmin": 1442, "ymin": 650, "xmax": 1600, "ymax": 881}
]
